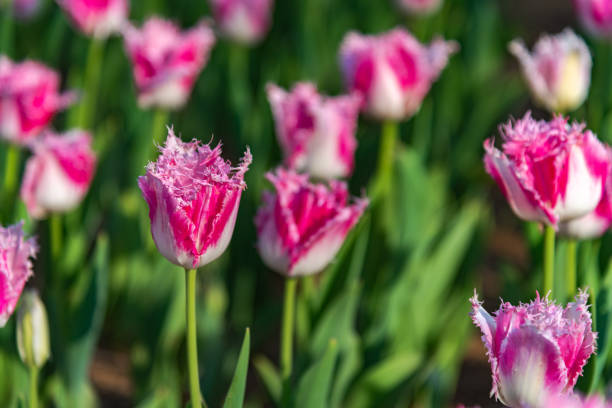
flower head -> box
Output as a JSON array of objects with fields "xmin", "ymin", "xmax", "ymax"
[
  {"xmin": 0, "ymin": 56, "xmax": 75, "ymax": 144},
  {"xmin": 546, "ymin": 393, "xmax": 612, "ymax": 408},
  {"xmin": 509, "ymin": 29, "xmax": 591, "ymax": 113},
  {"xmin": 339, "ymin": 28, "xmax": 457, "ymax": 120},
  {"xmin": 209, "ymin": 0, "xmax": 274, "ymax": 44},
  {"xmin": 396, "ymin": 0, "xmax": 442, "ymax": 15},
  {"xmin": 138, "ymin": 128, "xmax": 251, "ymax": 269},
  {"xmin": 56, "ymin": 0, "xmax": 128, "ymax": 38},
  {"xmin": 484, "ymin": 113, "xmax": 611, "ymax": 226},
  {"xmin": 13, "ymin": 0, "xmax": 41, "ymax": 20},
  {"xmin": 574, "ymin": 0, "xmax": 612, "ymax": 38},
  {"xmin": 123, "ymin": 18, "xmax": 215, "ymax": 110},
  {"xmin": 255, "ymin": 169, "xmax": 367, "ymax": 277},
  {"xmin": 470, "ymin": 291, "xmax": 596, "ymax": 407},
  {"xmin": 267, "ymin": 82, "xmax": 360, "ymax": 179},
  {"xmin": 20, "ymin": 130, "xmax": 97, "ymax": 219},
  {"xmin": 0, "ymin": 222, "xmax": 37, "ymax": 327}
]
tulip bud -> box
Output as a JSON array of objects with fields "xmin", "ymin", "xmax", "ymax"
[
  {"xmin": 266, "ymin": 82, "xmax": 360, "ymax": 179},
  {"xmin": 484, "ymin": 113, "xmax": 611, "ymax": 227},
  {"xmin": 470, "ymin": 291, "xmax": 596, "ymax": 408},
  {"xmin": 339, "ymin": 28, "xmax": 457, "ymax": 121},
  {"xmin": 138, "ymin": 128, "xmax": 252, "ymax": 269},
  {"xmin": 574, "ymin": 0, "xmax": 612, "ymax": 38},
  {"xmin": 209, "ymin": 0, "xmax": 274, "ymax": 45},
  {"xmin": 509, "ymin": 29, "xmax": 591, "ymax": 114},
  {"xmin": 16, "ymin": 291, "xmax": 50, "ymax": 369},
  {"xmin": 56, "ymin": 0, "xmax": 128, "ymax": 39}
]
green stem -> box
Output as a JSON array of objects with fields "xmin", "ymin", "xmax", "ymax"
[
  {"xmin": 78, "ymin": 38, "xmax": 105, "ymax": 129},
  {"xmin": 185, "ymin": 268, "xmax": 205, "ymax": 408},
  {"xmin": 29, "ymin": 365, "xmax": 38, "ymax": 408},
  {"xmin": 151, "ymin": 109, "xmax": 169, "ymax": 150},
  {"xmin": 372, "ymin": 120, "xmax": 398, "ymax": 201},
  {"xmin": 3, "ymin": 144, "xmax": 20, "ymax": 220},
  {"xmin": 281, "ymin": 278, "xmax": 297, "ymax": 406},
  {"xmin": 0, "ymin": 0, "xmax": 13, "ymax": 56},
  {"xmin": 50, "ymin": 214, "xmax": 62, "ymax": 265},
  {"xmin": 566, "ymin": 239, "xmax": 577, "ymax": 301},
  {"xmin": 544, "ymin": 225, "xmax": 556, "ymax": 296}
]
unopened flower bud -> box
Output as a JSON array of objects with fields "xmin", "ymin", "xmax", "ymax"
[{"xmin": 16, "ymin": 291, "xmax": 50, "ymax": 369}]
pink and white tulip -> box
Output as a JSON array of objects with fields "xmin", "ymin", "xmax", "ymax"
[
  {"xmin": 123, "ymin": 18, "xmax": 215, "ymax": 110},
  {"xmin": 574, "ymin": 0, "xmax": 612, "ymax": 38},
  {"xmin": 56, "ymin": 0, "xmax": 128, "ymax": 38},
  {"xmin": 0, "ymin": 57, "xmax": 74, "ymax": 144},
  {"xmin": 266, "ymin": 83, "xmax": 360, "ymax": 179},
  {"xmin": 396, "ymin": 0, "xmax": 442, "ymax": 15},
  {"xmin": 339, "ymin": 28, "xmax": 458, "ymax": 120},
  {"xmin": 20, "ymin": 130, "xmax": 97, "ymax": 219},
  {"xmin": 546, "ymin": 393, "xmax": 612, "ymax": 408},
  {"xmin": 209, "ymin": 0, "xmax": 274, "ymax": 44},
  {"xmin": 484, "ymin": 113, "xmax": 611, "ymax": 227},
  {"xmin": 0, "ymin": 222, "xmax": 37, "ymax": 327},
  {"xmin": 509, "ymin": 29, "xmax": 591, "ymax": 113},
  {"xmin": 470, "ymin": 291, "xmax": 596, "ymax": 408},
  {"xmin": 255, "ymin": 169, "xmax": 367, "ymax": 277},
  {"xmin": 138, "ymin": 129, "xmax": 252, "ymax": 269}
]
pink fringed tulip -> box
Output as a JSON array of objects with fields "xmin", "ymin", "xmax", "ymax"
[
  {"xmin": 574, "ymin": 0, "xmax": 612, "ymax": 38},
  {"xmin": 484, "ymin": 113, "xmax": 611, "ymax": 227},
  {"xmin": 509, "ymin": 29, "xmax": 591, "ymax": 113},
  {"xmin": 470, "ymin": 291, "xmax": 596, "ymax": 408},
  {"xmin": 209, "ymin": 0, "xmax": 274, "ymax": 44},
  {"xmin": 338, "ymin": 28, "xmax": 457, "ymax": 120},
  {"xmin": 397, "ymin": 0, "xmax": 442, "ymax": 15},
  {"xmin": 123, "ymin": 18, "xmax": 215, "ymax": 110},
  {"xmin": 56, "ymin": 0, "xmax": 128, "ymax": 38},
  {"xmin": 255, "ymin": 169, "xmax": 367, "ymax": 277},
  {"xmin": 0, "ymin": 222, "xmax": 37, "ymax": 327},
  {"xmin": 266, "ymin": 83, "xmax": 360, "ymax": 179},
  {"xmin": 138, "ymin": 129, "xmax": 252, "ymax": 269},
  {"xmin": 20, "ymin": 130, "xmax": 96, "ymax": 219},
  {"xmin": 0, "ymin": 57, "xmax": 74, "ymax": 144}
]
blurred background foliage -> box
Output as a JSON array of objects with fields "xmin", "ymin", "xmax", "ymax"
[{"xmin": 2, "ymin": 0, "xmax": 612, "ymax": 407}]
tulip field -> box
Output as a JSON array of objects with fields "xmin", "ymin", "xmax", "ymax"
[{"xmin": 5, "ymin": 0, "xmax": 612, "ymax": 407}]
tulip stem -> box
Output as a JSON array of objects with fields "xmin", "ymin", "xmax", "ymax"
[
  {"xmin": 544, "ymin": 225, "xmax": 555, "ymax": 296},
  {"xmin": 281, "ymin": 277, "xmax": 297, "ymax": 406},
  {"xmin": 373, "ymin": 120, "xmax": 398, "ymax": 201},
  {"xmin": 0, "ymin": 0, "xmax": 13, "ymax": 56},
  {"xmin": 185, "ymin": 268, "xmax": 205, "ymax": 408},
  {"xmin": 78, "ymin": 38, "xmax": 105, "ymax": 129},
  {"xmin": 566, "ymin": 239, "xmax": 577, "ymax": 300},
  {"xmin": 151, "ymin": 109, "xmax": 169, "ymax": 150},
  {"xmin": 50, "ymin": 214, "xmax": 62, "ymax": 264},
  {"xmin": 3, "ymin": 144, "xmax": 20, "ymax": 220},
  {"xmin": 29, "ymin": 365, "xmax": 38, "ymax": 408}
]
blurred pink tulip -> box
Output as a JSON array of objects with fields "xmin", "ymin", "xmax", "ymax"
[
  {"xmin": 471, "ymin": 291, "xmax": 596, "ymax": 408},
  {"xmin": 339, "ymin": 28, "xmax": 457, "ymax": 121},
  {"xmin": 13, "ymin": 0, "xmax": 41, "ymax": 20},
  {"xmin": 56, "ymin": 0, "xmax": 128, "ymax": 38},
  {"xmin": 138, "ymin": 129, "xmax": 251, "ymax": 269},
  {"xmin": 0, "ymin": 56, "xmax": 75, "ymax": 145},
  {"xmin": 484, "ymin": 113, "xmax": 610, "ymax": 227},
  {"xmin": 123, "ymin": 18, "xmax": 215, "ymax": 110},
  {"xmin": 21, "ymin": 130, "xmax": 96, "ymax": 219},
  {"xmin": 0, "ymin": 222, "xmax": 37, "ymax": 327},
  {"xmin": 210, "ymin": 0, "xmax": 274, "ymax": 44},
  {"xmin": 396, "ymin": 0, "xmax": 442, "ymax": 15},
  {"xmin": 266, "ymin": 82, "xmax": 360, "ymax": 179},
  {"xmin": 546, "ymin": 394, "xmax": 612, "ymax": 408},
  {"xmin": 574, "ymin": 0, "xmax": 612, "ymax": 38},
  {"xmin": 255, "ymin": 169, "xmax": 367, "ymax": 277},
  {"xmin": 509, "ymin": 29, "xmax": 591, "ymax": 113}
]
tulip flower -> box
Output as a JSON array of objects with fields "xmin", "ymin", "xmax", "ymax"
[
  {"xmin": 16, "ymin": 290, "xmax": 50, "ymax": 369},
  {"xmin": 484, "ymin": 113, "xmax": 610, "ymax": 227},
  {"xmin": 546, "ymin": 393, "xmax": 612, "ymax": 408},
  {"xmin": 123, "ymin": 18, "xmax": 216, "ymax": 110},
  {"xmin": 396, "ymin": 0, "xmax": 442, "ymax": 15},
  {"xmin": 338, "ymin": 27, "xmax": 457, "ymax": 120},
  {"xmin": 20, "ymin": 130, "xmax": 97, "ymax": 219},
  {"xmin": 56, "ymin": 0, "xmax": 128, "ymax": 38},
  {"xmin": 138, "ymin": 128, "xmax": 251, "ymax": 407},
  {"xmin": 266, "ymin": 82, "xmax": 361, "ymax": 179},
  {"xmin": 209, "ymin": 0, "xmax": 274, "ymax": 44},
  {"xmin": 138, "ymin": 128, "xmax": 251, "ymax": 270},
  {"xmin": 470, "ymin": 291, "xmax": 596, "ymax": 408},
  {"xmin": 0, "ymin": 57, "xmax": 75, "ymax": 144},
  {"xmin": 574, "ymin": 0, "xmax": 612, "ymax": 38},
  {"xmin": 0, "ymin": 222, "xmax": 37, "ymax": 327},
  {"xmin": 509, "ymin": 29, "xmax": 591, "ymax": 114},
  {"xmin": 13, "ymin": 0, "xmax": 41, "ymax": 20},
  {"xmin": 255, "ymin": 168, "xmax": 367, "ymax": 277}
]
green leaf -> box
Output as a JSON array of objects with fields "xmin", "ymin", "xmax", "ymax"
[
  {"xmin": 296, "ymin": 339, "xmax": 339, "ymax": 408},
  {"xmin": 253, "ymin": 355, "xmax": 281, "ymax": 404},
  {"xmin": 223, "ymin": 328, "xmax": 251, "ymax": 408}
]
